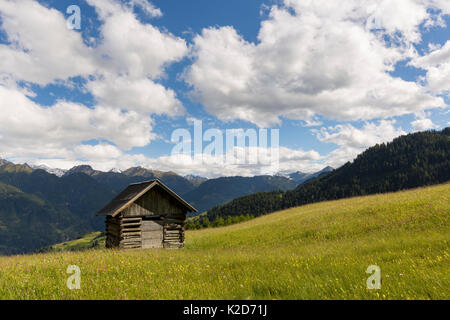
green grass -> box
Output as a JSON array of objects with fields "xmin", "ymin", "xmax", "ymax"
[
  {"xmin": 0, "ymin": 183, "xmax": 449, "ymax": 299},
  {"xmin": 40, "ymin": 232, "xmax": 105, "ymax": 253}
]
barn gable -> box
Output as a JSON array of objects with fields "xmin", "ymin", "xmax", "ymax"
[
  {"xmin": 123, "ymin": 185, "xmax": 188, "ymax": 217},
  {"xmin": 97, "ymin": 180, "xmax": 197, "ymax": 217}
]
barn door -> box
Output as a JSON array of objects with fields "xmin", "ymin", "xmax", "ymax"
[{"xmin": 141, "ymin": 219, "xmax": 163, "ymax": 248}]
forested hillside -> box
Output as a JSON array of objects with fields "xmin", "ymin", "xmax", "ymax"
[
  {"xmin": 0, "ymin": 182, "xmax": 79, "ymax": 255},
  {"xmin": 206, "ymin": 128, "xmax": 450, "ymax": 223},
  {"xmin": 0, "ymin": 166, "xmax": 116, "ymax": 255}
]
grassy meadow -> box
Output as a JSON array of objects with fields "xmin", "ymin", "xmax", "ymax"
[
  {"xmin": 41, "ymin": 232, "xmax": 105, "ymax": 253},
  {"xmin": 0, "ymin": 183, "xmax": 449, "ymax": 300}
]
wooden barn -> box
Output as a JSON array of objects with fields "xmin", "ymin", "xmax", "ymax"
[{"xmin": 97, "ymin": 180, "xmax": 197, "ymax": 249}]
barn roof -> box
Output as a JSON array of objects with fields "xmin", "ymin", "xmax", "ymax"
[{"xmin": 96, "ymin": 179, "xmax": 197, "ymax": 217}]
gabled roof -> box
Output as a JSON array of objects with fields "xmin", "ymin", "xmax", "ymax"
[{"xmin": 96, "ymin": 179, "xmax": 197, "ymax": 217}]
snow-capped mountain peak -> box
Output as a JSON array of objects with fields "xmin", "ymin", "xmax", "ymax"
[{"xmin": 29, "ymin": 164, "xmax": 67, "ymax": 177}]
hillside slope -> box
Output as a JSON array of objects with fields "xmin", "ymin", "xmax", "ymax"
[
  {"xmin": 207, "ymin": 128, "xmax": 450, "ymax": 221},
  {"xmin": 0, "ymin": 182, "xmax": 81, "ymax": 255},
  {"xmin": 38, "ymin": 232, "xmax": 105, "ymax": 253},
  {"xmin": 0, "ymin": 183, "xmax": 448, "ymax": 299},
  {"xmin": 0, "ymin": 166, "xmax": 116, "ymax": 255}
]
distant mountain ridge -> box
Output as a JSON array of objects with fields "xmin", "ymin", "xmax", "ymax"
[
  {"xmin": 183, "ymin": 175, "xmax": 299, "ymax": 213},
  {"xmin": 12, "ymin": 159, "xmax": 331, "ymax": 187},
  {"xmin": 1, "ymin": 158, "xmax": 331, "ymax": 200},
  {"xmin": 0, "ymin": 158, "xmax": 11, "ymax": 166},
  {"xmin": 284, "ymin": 166, "xmax": 334, "ymax": 184},
  {"xmin": 63, "ymin": 165, "xmax": 196, "ymax": 196},
  {"xmin": 29, "ymin": 164, "xmax": 66, "ymax": 177},
  {"xmin": 184, "ymin": 174, "xmax": 208, "ymax": 187}
]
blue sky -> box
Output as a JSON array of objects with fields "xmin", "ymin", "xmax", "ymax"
[{"xmin": 0, "ymin": 0, "xmax": 449, "ymax": 177}]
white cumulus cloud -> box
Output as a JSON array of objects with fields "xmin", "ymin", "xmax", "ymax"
[
  {"xmin": 314, "ymin": 120, "xmax": 407, "ymax": 168},
  {"xmin": 0, "ymin": 0, "xmax": 188, "ymax": 164},
  {"xmin": 0, "ymin": 85, "xmax": 154, "ymax": 160},
  {"xmin": 411, "ymin": 118, "xmax": 438, "ymax": 131},
  {"xmin": 411, "ymin": 40, "xmax": 450, "ymax": 97},
  {"xmin": 0, "ymin": 0, "xmax": 96, "ymax": 85},
  {"xmin": 185, "ymin": 0, "xmax": 446, "ymax": 127}
]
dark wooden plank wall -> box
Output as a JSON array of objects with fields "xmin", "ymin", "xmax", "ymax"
[
  {"xmin": 105, "ymin": 216, "xmax": 121, "ymax": 248},
  {"xmin": 122, "ymin": 185, "xmax": 186, "ymax": 217},
  {"xmin": 106, "ymin": 216, "xmax": 143, "ymax": 249},
  {"xmin": 163, "ymin": 217, "xmax": 185, "ymax": 249}
]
